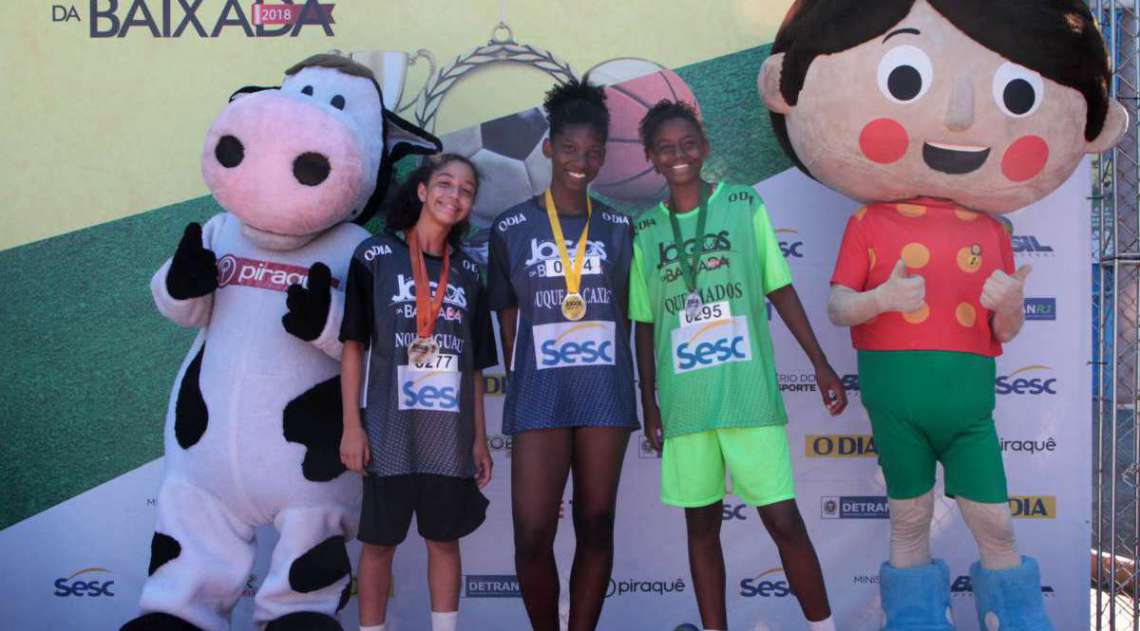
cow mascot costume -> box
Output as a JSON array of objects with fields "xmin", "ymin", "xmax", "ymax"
[
  {"xmin": 122, "ymin": 54, "xmax": 440, "ymax": 631},
  {"xmin": 761, "ymin": 2, "xmax": 1126, "ymax": 629}
]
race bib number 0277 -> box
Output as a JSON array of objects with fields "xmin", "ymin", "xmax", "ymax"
[{"xmin": 671, "ymin": 316, "xmax": 752, "ymax": 375}]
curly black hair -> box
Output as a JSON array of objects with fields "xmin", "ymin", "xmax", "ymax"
[
  {"xmin": 638, "ymin": 99, "xmax": 704, "ymax": 151},
  {"xmin": 384, "ymin": 153, "xmax": 480, "ymax": 247},
  {"xmin": 543, "ymin": 75, "xmax": 610, "ymax": 142}
]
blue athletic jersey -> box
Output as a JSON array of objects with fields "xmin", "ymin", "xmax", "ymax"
[{"xmin": 486, "ymin": 197, "xmax": 638, "ymax": 434}]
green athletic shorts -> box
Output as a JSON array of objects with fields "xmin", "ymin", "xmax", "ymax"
[
  {"xmin": 858, "ymin": 350, "xmax": 1008, "ymax": 503},
  {"xmin": 661, "ymin": 426, "xmax": 795, "ymax": 508}
]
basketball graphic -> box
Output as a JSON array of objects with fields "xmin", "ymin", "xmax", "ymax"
[{"xmin": 587, "ymin": 58, "xmax": 701, "ymax": 207}]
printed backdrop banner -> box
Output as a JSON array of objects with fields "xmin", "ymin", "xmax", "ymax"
[{"xmin": 0, "ymin": 2, "xmax": 1088, "ymax": 630}]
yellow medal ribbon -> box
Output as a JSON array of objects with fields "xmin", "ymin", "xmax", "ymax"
[{"xmin": 544, "ymin": 189, "xmax": 592, "ymax": 320}]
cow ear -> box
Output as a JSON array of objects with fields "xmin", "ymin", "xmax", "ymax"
[
  {"xmin": 228, "ymin": 85, "xmax": 276, "ymax": 102},
  {"xmin": 383, "ymin": 109, "xmax": 442, "ymax": 162}
]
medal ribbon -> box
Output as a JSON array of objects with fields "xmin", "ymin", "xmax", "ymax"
[
  {"xmin": 408, "ymin": 227, "xmax": 450, "ymax": 340},
  {"xmin": 667, "ymin": 182, "xmax": 710, "ymax": 294},
  {"xmin": 544, "ymin": 189, "xmax": 592, "ymax": 296}
]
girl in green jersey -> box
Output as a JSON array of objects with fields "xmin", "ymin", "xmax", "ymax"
[{"xmin": 630, "ymin": 100, "xmax": 846, "ymax": 631}]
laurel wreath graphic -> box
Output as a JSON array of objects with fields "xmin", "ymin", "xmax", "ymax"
[{"xmin": 414, "ymin": 22, "xmax": 576, "ymax": 131}]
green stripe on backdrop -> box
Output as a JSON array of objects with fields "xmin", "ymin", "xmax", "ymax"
[{"xmin": 0, "ymin": 44, "xmax": 789, "ymax": 530}]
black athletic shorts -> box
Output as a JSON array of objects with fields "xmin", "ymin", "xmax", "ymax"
[{"xmin": 359, "ymin": 474, "xmax": 489, "ymax": 546}]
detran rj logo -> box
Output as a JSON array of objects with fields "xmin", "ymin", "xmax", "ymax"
[
  {"xmin": 533, "ymin": 321, "xmax": 615, "ymax": 370},
  {"xmin": 671, "ymin": 316, "xmax": 752, "ymax": 374},
  {"xmin": 54, "ymin": 568, "xmax": 115, "ymax": 597},
  {"xmin": 739, "ymin": 568, "xmax": 791, "ymax": 598},
  {"xmin": 995, "ymin": 365, "xmax": 1057, "ymax": 396}
]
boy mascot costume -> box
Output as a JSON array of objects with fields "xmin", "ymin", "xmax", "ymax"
[
  {"xmin": 122, "ymin": 54, "xmax": 440, "ymax": 631},
  {"xmin": 760, "ymin": 1, "xmax": 1126, "ymax": 629}
]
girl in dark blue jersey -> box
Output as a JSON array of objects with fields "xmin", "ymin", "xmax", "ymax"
[{"xmin": 486, "ymin": 78, "xmax": 638, "ymax": 631}]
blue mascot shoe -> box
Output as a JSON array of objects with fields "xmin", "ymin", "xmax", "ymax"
[
  {"xmin": 880, "ymin": 559, "xmax": 954, "ymax": 630},
  {"xmin": 970, "ymin": 556, "xmax": 1055, "ymax": 630}
]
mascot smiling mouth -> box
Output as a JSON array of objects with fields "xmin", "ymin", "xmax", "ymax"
[{"xmin": 922, "ymin": 141, "xmax": 991, "ymax": 174}]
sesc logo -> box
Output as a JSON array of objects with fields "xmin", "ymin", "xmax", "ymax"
[
  {"xmin": 533, "ymin": 321, "xmax": 615, "ymax": 370},
  {"xmin": 739, "ymin": 568, "xmax": 791, "ymax": 598},
  {"xmin": 671, "ymin": 316, "xmax": 752, "ymax": 374},
  {"xmin": 1023, "ymin": 298, "xmax": 1056, "ymax": 321},
  {"xmin": 722, "ymin": 503, "xmax": 749, "ymax": 521},
  {"xmin": 995, "ymin": 365, "xmax": 1057, "ymax": 396},
  {"xmin": 397, "ymin": 366, "xmax": 460, "ymax": 412},
  {"xmin": 775, "ymin": 228, "xmax": 804, "ymax": 259},
  {"xmin": 464, "ymin": 575, "xmax": 521, "ymax": 598},
  {"xmin": 821, "ymin": 496, "xmax": 889, "ymax": 519},
  {"xmin": 805, "ymin": 434, "xmax": 878, "ymax": 458},
  {"xmin": 1009, "ymin": 495, "xmax": 1056, "ymax": 519},
  {"xmin": 54, "ymin": 568, "xmax": 115, "ymax": 597},
  {"xmin": 952, "ymin": 574, "xmax": 1054, "ymax": 597}
]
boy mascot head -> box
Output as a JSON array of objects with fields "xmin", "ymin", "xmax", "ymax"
[
  {"xmin": 760, "ymin": 2, "xmax": 1125, "ymax": 630},
  {"xmin": 761, "ymin": 0, "xmax": 1126, "ymax": 213}
]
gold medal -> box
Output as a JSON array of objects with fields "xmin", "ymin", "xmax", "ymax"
[
  {"xmin": 561, "ymin": 292, "xmax": 587, "ymax": 321},
  {"xmin": 544, "ymin": 189, "xmax": 592, "ymax": 321}
]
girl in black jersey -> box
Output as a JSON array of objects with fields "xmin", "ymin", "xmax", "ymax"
[{"xmin": 340, "ymin": 154, "xmax": 497, "ymax": 631}]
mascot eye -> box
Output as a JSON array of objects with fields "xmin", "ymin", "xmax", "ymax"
[
  {"xmin": 331, "ymin": 95, "xmax": 346, "ymax": 110},
  {"xmin": 876, "ymin": 45, "xmax": 933, "ymax": 104},
  {"xmin": 992, "ymin": 62, "xmax": 1043, "ymax": 118},
  {"xmin": 301, "ymin": 85, "xmax": 314, "ymax": 96}
]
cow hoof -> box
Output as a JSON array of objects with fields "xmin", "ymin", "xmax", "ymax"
[
  {"xmin": 120, "ymin": 612, "xmax": 204, "ymax": 631},
  {"xmin": 264, "ymin": 611, "xmax": 343, "ymax": 631}
]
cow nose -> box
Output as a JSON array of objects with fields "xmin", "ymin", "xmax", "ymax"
[
  {"xmin": 293, "ymin": 152, "xmax": 331, "ymax": 186},
  {"xmin": 215, "ymin": 135, "xmax": 244, "ymax": 168}
]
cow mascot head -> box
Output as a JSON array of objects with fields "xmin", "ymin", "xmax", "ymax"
[
  {"xmin": 760, "ymin": 2, "xmax": 1125, "ymax": 630},
  {"xmin": 122, "ymin": 54, "xmax": 439, "ymax": 631}
]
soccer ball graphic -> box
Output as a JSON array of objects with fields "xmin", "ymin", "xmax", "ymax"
[{"xmin": 441, "ymin": 106, "xmax": 550, "ymax": 230}]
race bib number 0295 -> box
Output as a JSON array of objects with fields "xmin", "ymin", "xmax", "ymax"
[
  {"xmin": 679, "ymin": 300, "xmax": 731, "ymax": 328},
  {"xmin": 671, "ymin": 316, "xmax": 752, "ymax": 375}
]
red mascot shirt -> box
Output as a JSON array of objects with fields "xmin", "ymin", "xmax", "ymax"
[{"xmin": 830, "ymin": 198, "xmax": 1015, "ymax": 357}]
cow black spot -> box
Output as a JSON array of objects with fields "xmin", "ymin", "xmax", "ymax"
[
  {"xmin": 288, "ymin": 535, "xmax": 349, "ymax": 594},
  {"xmin": 264, "ymin": 612, "xmax": 342, "ymax": 631},
  {"xmin": 147, "ymin": 533, "xmax": 182, "ymax": 576},
  {"xmin": 283, "ymin": 377, "xmax": 345, "ymax": 482},
  {"xmin": 175, "ymin": 345, "xmax": 208, "ymax": 449},
  {"xmin": 120, "ymin": 611, "xmax": 204, "ymax": 631},
  {"xmin": 337, "ymin": 578, "xmax": 352, "ymax": 611}
]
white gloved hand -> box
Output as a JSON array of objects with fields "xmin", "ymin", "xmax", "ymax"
[
  {"xmin": 872, "ymin": 259, "xmax": 926, "ymax": 314},
  {"xmin": 980, "ymin": 265, "xmax": 1031, "ymax": 316}
]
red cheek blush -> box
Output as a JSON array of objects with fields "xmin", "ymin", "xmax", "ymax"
[
  {"xmin": 1001, "ymin": 135, "xmax": 1049, "ymax": 182},
  {"xmin": 859, "ymin": 118, "xmax": 909, "ymax": 164}
]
